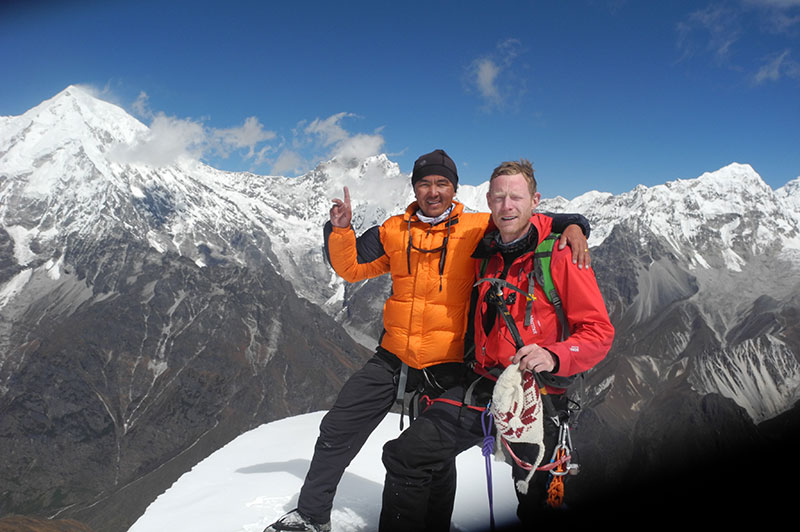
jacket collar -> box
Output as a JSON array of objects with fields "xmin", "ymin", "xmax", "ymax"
[
  {"xmin": 403, "ymin": 200, "xmax": 464, "ymax": 227},
  {"xmin": 472, "ymin": 213, "xmax": 549, "ymax": 260}
]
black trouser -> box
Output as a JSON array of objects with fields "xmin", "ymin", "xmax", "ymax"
[
  {"xmin": 379, "ymin": 383, "xmax": 568, "ymax": 531},
  {"xmin": 297, "ymin": 349, "xmax": 463, "ymax": 524}
]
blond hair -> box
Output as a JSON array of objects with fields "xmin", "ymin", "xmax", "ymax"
[{"xmin": 489, "ymin": 159, "xmax": 537, "ymax": 195}]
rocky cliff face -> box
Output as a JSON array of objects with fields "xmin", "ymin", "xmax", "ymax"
[{"xmin": 0, "ymin": 515, "xmax": 96, "ymax": 532}]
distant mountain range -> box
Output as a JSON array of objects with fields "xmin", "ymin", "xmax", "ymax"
[{"xmin": 2, "ymin": 86, "xmax": 799, "ymax": 530}]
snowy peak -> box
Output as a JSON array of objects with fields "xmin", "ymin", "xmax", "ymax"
[
  {"xmin": 1, "ymin": 85, "xmax": 146, "ymax": 171},
  {"xmin": 543, "ymin": 163, "xmax": 800, "ymax": 269},
  {"xmin": 695, "ymin": 161, "xmax": 762, "ymax": 185},
  {"xmin": 673, "ymin": 162, "xmax": 774, "ymax": 212},
  {"xmin": 0, "ymin": 85, "xmax": 151, "ymax": 229},
  {"xmin": 300, "ymin": 153, "xmax": 412, "ymax": 230},
  {"xmin": 777, "ymin": 176, "xmax": 800, "ymax": 224},
  {"xmin": 34, "ymin": 84, "xmax": 141, "ymax": 131}
]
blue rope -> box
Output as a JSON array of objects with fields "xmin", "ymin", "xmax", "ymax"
[{"xmin": 481, "ymin": 405, "xmax": 495, "ymax": 532}]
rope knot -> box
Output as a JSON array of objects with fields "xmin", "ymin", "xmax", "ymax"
[{"xmin": 481, "ymin": 435, "xmax": 494, "ymax": 457}]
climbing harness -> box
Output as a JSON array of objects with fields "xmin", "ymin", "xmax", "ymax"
[
  {"xmin": 397, "ymin": 361, "xmax": 464, "ymax": 429},
  {"xmin": 478, "ymin": 232, "xmax": 568, "ymax": 340}
]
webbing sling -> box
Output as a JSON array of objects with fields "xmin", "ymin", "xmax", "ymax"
[{"xmin": 396, "ymin": 362, "xmax": 409, "ymax": 430}]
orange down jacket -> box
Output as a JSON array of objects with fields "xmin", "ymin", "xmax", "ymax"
[{"xmin": 326, "ymin": 201, "xmax": 489, "ymax": 369}]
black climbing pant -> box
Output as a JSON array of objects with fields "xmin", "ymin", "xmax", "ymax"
[
  {"xmin": 379, "ymin": 384, "xmax": 568, "ymax": 531},
  {"xmin": 296, "ymin": 348, "xmax": 463, "ymax": 524}
]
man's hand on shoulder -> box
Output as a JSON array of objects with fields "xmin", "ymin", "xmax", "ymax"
[{"xmin": 558, "ymin": 224, "xmax": 591, "ymax": 269}]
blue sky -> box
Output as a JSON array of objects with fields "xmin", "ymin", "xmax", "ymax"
[{"xmin": 2, "ymin": 0, "xmax": 799, "ymax": 199}]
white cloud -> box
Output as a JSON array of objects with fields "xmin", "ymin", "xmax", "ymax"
[
  {"xmin": 743, "ymin": 0, "xmax": 800, "ymax": 8},
  {"xmin": 754, "ymin": 48, "xmax": 800, "ymax": 83},
  {"xmin": 305, "ymin": 112, "xmax": 355, "ymax": 147},
  {"xmin": 73, "ymin": 82, "xmax": 126, "ymax": 108},
  {"xmin": 109, "ymin": 88, "xmax": 386, "ymax": 173},
  {"xmin": 755, "ymin": 49, "xmax": 790, "ymax": 82},
  {"xmin": 474, "ymin": 59, "xmax": 502, "ymax": 106},
  {"xmin": 113, "ymin": 92, "xmax": 277, "ymax": 167},
  {"xmin": 303, "ymin": 112, "xmax": 384, "ymax": 161},
  {"xmin": 270, "ymin": 149, "xmax": 306, "ymax": 176},
  {"xmin": 132, "ymin": 91, "xmax": 153, "ymax": 119},
  {"xmin": 214, "ymin": 117, "xmax": 276, "ymax": 158},
  {"xmin": 741, "ymin": 0, "xmax": 800, "ymax": 35},
  {"xmin": 676, "ymin": 1, "xmax": 800, "ymax": 78},
  {"xmin": 676, "ymin": 4, "xmax": 742, "ymax": 63},
  {"xmin": 466, "ymin": 38, "xmax": 525, "ymax": 111},
  {"xmin": 73, "ymin": 83, "xmax": 103, "ymax": 99},
  {"xmin": 111, "ymin": 112, "xmax": 208, "ymax": 167},
  {"xmin": 334, "ymin": 132, "xmax": 385, "ymax": 160}
]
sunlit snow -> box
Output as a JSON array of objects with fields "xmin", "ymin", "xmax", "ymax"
[{"xmin": 129, "ymin": 412, "xmax": 520, "ymax": 532}]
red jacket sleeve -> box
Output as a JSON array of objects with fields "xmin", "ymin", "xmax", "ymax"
[{"xmin": 540, "ymin": 246, "xmax": 615, "ymax": 377}]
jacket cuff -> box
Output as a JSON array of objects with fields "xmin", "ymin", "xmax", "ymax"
[{"xmin": 545, "ymin": 347, "xmax": 560, "ymax": 374}]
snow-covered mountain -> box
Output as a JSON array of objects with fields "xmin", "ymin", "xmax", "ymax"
[
  {"xmin": 543, "ymin": 163, "xmax": 800, "ymax": 266},
  {"xmin": 2, "ymin": 86, "xmax": 799, "ymax": 530},
  {"xmin": 0, "ymin": 87, "xmax": 375, "ymax": 531}
]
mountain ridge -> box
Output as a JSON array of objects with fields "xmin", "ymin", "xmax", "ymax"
[{"xmin": 1, "ymin": 85, "xmax": 799, "ymax": 530}]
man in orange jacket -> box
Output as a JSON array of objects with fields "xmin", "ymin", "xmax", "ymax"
[
  {"xmin": 265, "ymin": 150, "xmax": 591, "ymax": 532},
  {"xmin": 379, "ymin": 159, "xmax": 614, "ymax": 531}
]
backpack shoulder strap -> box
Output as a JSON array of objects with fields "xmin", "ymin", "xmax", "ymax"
[
  {"xmin": 533, "ymin": 232, "xmax": 570, "ymax": 341},
  {"xmin": 479, "ymin": 257, "xmax": 489, "ymax": 277}
]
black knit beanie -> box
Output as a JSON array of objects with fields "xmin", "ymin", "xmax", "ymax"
[{"xmin": 411, "ymin": 149, "xmax": 458, "ymax": 190}]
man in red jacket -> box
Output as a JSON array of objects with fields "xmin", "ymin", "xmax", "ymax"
[{"xmin": 379, "ymin": 159, "xmax": 614, "ymax": 531}]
